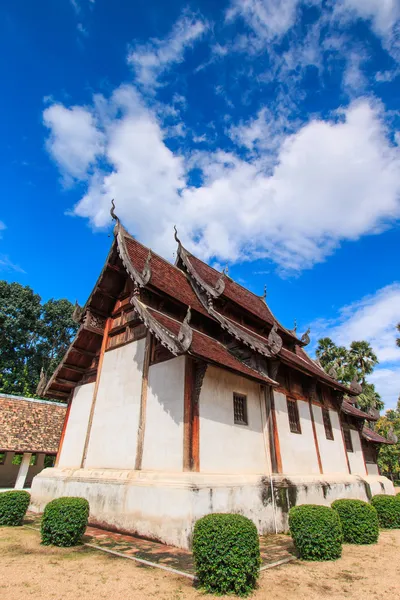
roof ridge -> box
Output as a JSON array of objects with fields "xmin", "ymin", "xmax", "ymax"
[{"xmin": 0, "ymin": 393, "xmax": 66, "ymax": 406}]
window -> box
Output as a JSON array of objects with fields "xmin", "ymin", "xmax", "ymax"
[
  {"xmin": 30, "ymin": 454, "xmax": 38, "ymax": 466},
  {"xmin": 342, "ymin": 425, "xmax": 353, "ymax": 452},
  {"xmin": 322, "ymin": 408, "xmax": 334, "ymax": 440},
  {"xmin": 287, "ymin": 398, "xmax": 301, "ymax": 434},
  {"xmin": 12, "ymin": 453, "xmax": 23, "ymax": 466},
  {"xmin": 233, "ymin": 393, "xmax": 248, "ymax": 426},
  {"xmin": 44, "ymin": 454, "xmax": 56, "ymax": 468},
  {"xmin": 0, "ymin": 452, "xmax": 6, "ymax": 465}
]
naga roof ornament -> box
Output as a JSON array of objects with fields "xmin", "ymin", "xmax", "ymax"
[
  {"xmin": 267, "ymin": 323, "xmax": 283, "ymax": 355},
  {"xmin": 328, "ymin": 365, "xmax": 338, "ymax": 379},
  {"xmin": 177, "ymin": 305, "xmax": 193, "ymax": 352},
  {"xmin": 115, "ymin": 221, "xmax": 152, "ymax": 287},
  {"xmin": 300, "ymin": 328, "xmax": 311, "ymax": 345},
  {"xmin": 349, "ymin": 375, "xmax": 363, "ymax": 395},
  {"xmin": 72, "ymin": 301, "xmax": 84, "ymax": 324}
]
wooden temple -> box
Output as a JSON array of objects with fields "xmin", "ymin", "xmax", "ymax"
[{"xmin": 30, "ymin": 206, "xmax": 394, "ymax": 548}]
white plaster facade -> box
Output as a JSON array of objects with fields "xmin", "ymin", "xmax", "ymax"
[{"xmin": 31, "ymin": 351, "xmax": 395, "ymax": 549}]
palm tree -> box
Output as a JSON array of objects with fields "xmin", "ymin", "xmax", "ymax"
[
  {"xmin": 349, "ymin": 341, "xmax": 378, "ymax": 381},
  {"xmin": 316, "ymin": 338, "xmax": 349, "ymax": 382}
]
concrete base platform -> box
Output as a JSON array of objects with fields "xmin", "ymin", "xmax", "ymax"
[{"xmin": 30, "ymin": 468, "xmax": 395, "ymax": 549}]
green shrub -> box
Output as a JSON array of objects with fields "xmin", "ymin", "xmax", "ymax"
[
  {"xmin": 0, "ymin": 490, "xmax": 30, "ymax": 526},
  {"xmin": 289, "ymin": 504, "xmax": 343, "ymax": 561},
  {"xmin": 331, "ymin": 499, "xmax": 379, "ymax": 544},
  {"xmin": 41, "ymin": 497, "xmax": 89, "ymax": 547},
  {"xmin": 371, "ymin": 495, "xmax": 400, "ymax": 529},
  {"xmin": 193, "ymin": 513, "xmax": 260, "ymax": 596}
]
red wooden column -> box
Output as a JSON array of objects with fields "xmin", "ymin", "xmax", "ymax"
[
  {"xmin": 183, "ymin": 356, "xmax": 200, "ymax": 472},
  {"xmin": 135, "ymin": 332, "xmax": 152, "ymax": 470},
  {"xmin": 266, "ymin": 386, "xmax": 282, "ymax": 474},
  {"xmin": 359, "ymin": 430, "xmax": 369, "ymax": 476},
  {"xmin": 308, "ymin": 400, "xmax": 323, "ymax": 474},
  {"xmin": 81, "ymin": 317, "xmax": 112, "ymax": 468}
]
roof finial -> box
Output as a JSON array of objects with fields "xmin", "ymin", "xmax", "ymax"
[
  {"xmin": 223, "ymin": 264, "xmax": 229, "ymax": 276},
  {"xmin": 174, "ymin": 225, "xmax": 181, "ymax": 245},
  {"xmin": 290, "ymin": 318, "xmax": 297, "ymax": 335},
  {"xmin": 110, "ymin": 198, "xmax": 119, "ymax": 222},
  {"xmin": 262, "ymin": 284, "xmax": 267, "ymax": 300}
]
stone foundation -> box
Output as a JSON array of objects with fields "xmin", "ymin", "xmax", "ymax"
[{"xmin": 30, "ymin": 468, "xmax": 395, "ymax": 549}]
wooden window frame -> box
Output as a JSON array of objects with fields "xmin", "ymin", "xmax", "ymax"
[
  {"xmin": 322, "ymin": 408, "xmax": 334, "ymax": 440},
  {"xmin": 342, "ymin": 425, "xmax": 354, "ymax": 452},
  {"xmin": 287, "ymin": 397, "xmax": 301, "ymax": 434},
  {"xmin": 233, "ymin": 392, "xmax": 248, "ymax": 426}
]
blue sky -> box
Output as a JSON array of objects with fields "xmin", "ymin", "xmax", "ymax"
[{"xmin": 1, "ymin": 0, "xmax": 400, "ymax": 407}]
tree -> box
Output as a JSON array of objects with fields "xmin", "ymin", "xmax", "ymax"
[
  {"xmin": 0, "ymin": 281, "xmax": 78, "ymax": 398},
  {"xmin": 315, "ymin": 337, "xmax": 383, "ymax": 412},
  {"xmin": 376, "ymin": 409, "xmax": 400, "ymax": 481}
]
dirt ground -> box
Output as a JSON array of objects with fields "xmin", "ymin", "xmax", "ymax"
[{"xmin": 1, "ymin": 527, "xmax": 399, "ymax": 600}]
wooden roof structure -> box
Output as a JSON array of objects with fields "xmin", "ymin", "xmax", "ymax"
[{"xmin": 44, "ymin": 205, "xmax": 384, "ymax": 438}]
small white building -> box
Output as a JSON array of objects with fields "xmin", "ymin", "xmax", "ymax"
[
  {"xmin": 31, "ymin": 214, "xmax": 393, "ymax": 548},
  {"xmin": 0, "ymin": 394, "xmax": 66, "ymax": 489}
]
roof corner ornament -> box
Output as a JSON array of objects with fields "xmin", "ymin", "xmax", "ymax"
[
  {"xmin": 368, "ymin": 407, "xmax": 380, "ymax": 421},
  {"xmin": 72, "ymin": 301, "xmax": 84, "ymax": 324},
  {"xmin": 261, "ymin": 284, "xmax": 267, "ymax": 302},
  {"xmin": 36, "ymin": 367, "xmax": 48, "ymax": 397},
  {"xmin": 387, "ymin": 426, "xmax": 398, "ymax": 444},
  {"xmin": 174, "ymin": 225, "xmax": 181, "ymax": 246},
  {"xmin": 300, "ymin": 327, "xmax": 311, "ymax": 346},
  {"xmin": 350, "ymin": 375, "xmax": 363, "ymax": 395},
  {"xmin": 328, "ymin": 365, "xmax": 338, "ymax": 380},
  {"xmin": 267, "ymin": 322, "xmax": 283, "ymax": 355},
  {"xmin": 214, "ymin": 267, "xmax": 226, "ymax": 296},
  {"xmin": 110, "ymin": 199, "xmax": 119, "ymax": 223},
  {"xmin": 178, "ymin": 305, "xmax": 193, "ymax": 351},
  {"xmin": 142, "ymin": 249, "xmax": 152, "ymax": 285},
  {"xmin": 289, "ymin": 318, "xmax": 297, "ymax": 336}
]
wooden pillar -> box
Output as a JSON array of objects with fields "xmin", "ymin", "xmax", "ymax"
[
  {"xmin": 340, "ymin": 419, "xmax": 352, "ymax": 474},
  {"xmin": 183, "ymin": 357, "xmax": 200, "ymax": 472},
  {"xmin": 81, "ymin": 317, "xmax": 112, "ymax": 468},
  {"xmin": 359, "ymin": 430, "xmax": 369, "ymax": 476},
  {"xmin": 135, "ymin": 332, "xmax": 152, "ymax": 471},
  {"xmin": 308, "ymin": 401, "xmax": 323, "ymax": 474},
  {"xmin": 55, "ymin": 394, "xmax": 72, "ymax": 467},
  {"xmin": 266, "ymin": 387, "xmax": 282, "ymax": 474},
  {"xmin": 14, "ymin": 453, "xmax": 32, "ymax": 490}
]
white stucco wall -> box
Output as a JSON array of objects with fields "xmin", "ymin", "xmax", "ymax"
[
  {"xmin": 313, "ymin": 406, "xmax": 349, "ymax": 474},
  {"xmin": 199, "ymin": 366, "xmax": 268, "ymax": 474},
  {"xmin": 366, "ymin": 462, "xmax": 379, "ymax": 475},
  {"xmin": 84, "ymin": 339, "xmax": 145, "ymax": 469},
  {"xmin": 347, "ymin": 429, "xmax": 367, "ymax": 476},
  {"xmin": 58, "ymin": 383, "xmax": 95, "ymax": 468},
  {"xmin": 274, "ymin": 392, "xmax": 320, "ymax": 475},
  {"xmin": 141, "ymin": 356, "xmax": 185, "ymax": 471}
]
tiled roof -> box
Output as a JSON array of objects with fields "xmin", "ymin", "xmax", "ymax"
[
  {"xmin": 0, "ymin": 394, "xmax": 67, "ymax": 453},
  {"xmin": 124, "ymin": 235, "xmax": 207, "ymax": 316},
  {"xmin": 362, "ymin": 426, "xmax": 392, "ymax": 444},
  {"xmin": 147, "ymin": 307, "xmax": 278, "ymax": 386},
  {"xmin": 341, "ymin": 400, "xmax": 377, "ymax": 421}
]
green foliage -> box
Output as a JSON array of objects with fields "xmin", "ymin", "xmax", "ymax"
[
  {"xmin": 11, "ymin": 453, "xmax": 23, "ymax": 466},
  {"xmin": 371, "ymin": 495, "xmax": 400, "ymax": 529},
  {"xmin": 376, "ymin": 414, "xmax": 400, "ymax": 478},
  {"xmin": 0, "ymin": 491, "xmax": 30, "ymax": 526},
  {"xmin": 0, "ymin": 281, "xmax": 78, "ymax": 397},
  {"xmin": 315, "ymin": 337, "xmax": 383, "ymax": 411},
  {"xmin": 193, "ymin": 513, "xmax": 260, "ymax": 596},
  {"xmin": 331, "ymin": 499, "xmax": 379, "ymax": 544},
  {"xmin": 289, "ymin": 504, "xmax": 343, "ymax": 561},
  {"xmin": 41, "ymin": 497, "xmax": 89, "ymax": 547}
]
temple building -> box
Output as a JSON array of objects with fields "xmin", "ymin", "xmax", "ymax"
[{"xmin": 31, "ymin": 208, "xmax": 394, "ymax": 548}]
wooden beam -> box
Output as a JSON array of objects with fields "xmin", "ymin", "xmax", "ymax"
[
  {"xmin": 359, "ymin": 430, "xmax": 369, "ymax": 476},
  {"xmin": 63, "ymin": 364, "xmax": 86, "ymax": 374},
  {"xmin": 97, "ymin": 287, "xmax": 118, "ymax": 300},
  {"xmin": 81, "ymin": 317, "xmax": 112, "ymax": 468},
  {"xmin": 48, "ymin": 390, "xmax": 69, "ymax": 398},
  {"xmin": 73, "ymin": 346, "xmax": 96, "ymax": 358},
  {"xmin": 134, "ymin": 332, "xmax": 152, "ymax": 471},
  {"xmin": 340, "ymin": 417, "xmax": 352, "ymax": 474},
  {"xmin": 308, "ymin": 400, "xmax": 323, "ymax": 474},
  {"xmin": 54, "ymin": 377, "xmax": 77, "ymax": 387},
  {"xmin": 183, "ymin": 356, "xmax": 194, "ymax": 471},
  {"xmin": 267, "ymin": 387, "xmax": 282, "ymax": 474},
  {"xmin": 55, "ymin": 395, "xmax": 72, "ymax": 467}
]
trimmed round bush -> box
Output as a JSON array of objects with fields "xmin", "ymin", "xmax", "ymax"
[
  {"xmin": 371, "ymin": 495, "xmax": 400, "ymax": 529},
  {"xmin": 41, "ymin": 497, "xmax": 89, "ymax": 547},
  {"xmin": 0, "ymin": 490, "xmax": 30, "ymax": 526},
  {"xmin": 331, "ymin": 499, "xmax": 379, "ymax": 544},
  {"xmin": 193, "ymin": 513, "xmax": 260, "ymax": 596},
  {"xmin": 289, "ymin": 504, "xmax": 343, "ymax": 561}
]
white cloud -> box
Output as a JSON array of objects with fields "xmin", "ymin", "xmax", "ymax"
[
  {"xmin": 336, "ymin": 0, "xmax": 400, "ymax": 39},
  {"xmin": 43, "ymin": 104, "xmax": 105, "ymax": 182},
  {"xmin": 310, "ymin": 284, "xmax": 400, "ymax": 409},
  {"xmin": 0, "ymin": 255, "xmax": 26, "ymax": 274},
  {"xmin": 127, "ymin": 13, "xmax": 207, "ymax": 90},
  {"xmin": 226, "ymin": 0, "xmax": 303, "ymax": 45},
  {"xmin": 44, "ymin": 90, "xmax": 400, "ymax": 272}
]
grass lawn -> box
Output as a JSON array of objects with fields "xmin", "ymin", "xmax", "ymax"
[{"xmin": 1, "ymin": 526, "xmax": 399, "ymax": 599}]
